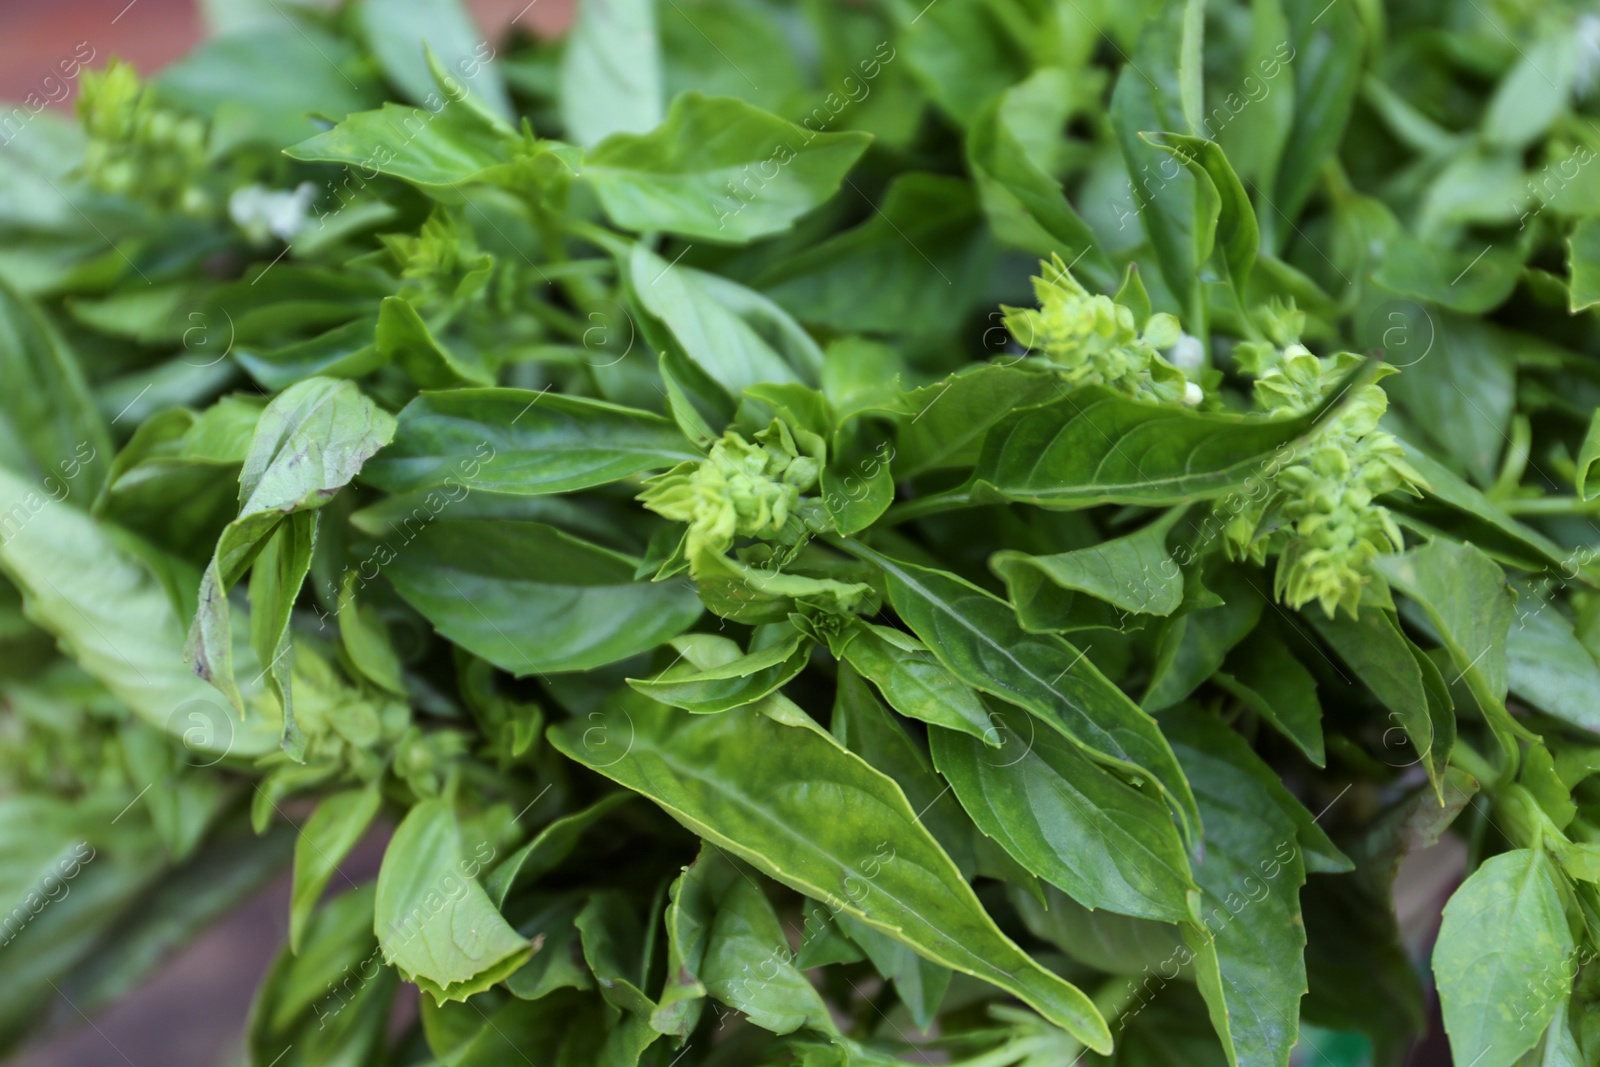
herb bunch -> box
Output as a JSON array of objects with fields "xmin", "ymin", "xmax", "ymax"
[{"xmin": 2, "ymin": 1, "xmax": 1600, "ymax": 1065}]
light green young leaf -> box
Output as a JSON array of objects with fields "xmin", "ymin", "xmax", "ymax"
[
  {"xmin": 359, "ymin": 0, "xmax": 513, "ymax": 123},
  {"xmin": 284, "ymin": 103, "xmax": 526, "ymax": 199},
  {"xmin": 0, "ymin": 467, "xmax": 280, "ymax": 757},
  {"xmin": 561, "ymin": 0, "xmax": 662, "ymax": 147},
  {"xmin": 1433, "ymin": 848, "xmax": 1574, "ymax": 1067},
  {"xmin": 187, "ymin": 378, "xmax": 395, "ymax": 749},
  {"xmin": 362, "ymin": 388, "xmax": 700, "ymax": 498},
  {"xmin": 966, "ymin": 69, "xmax": 1114, "ymax": 291},
  {"xmin": 374, "ymin": 799, "xmax": 533, "ymax": 1004},
  {"xmin": 631, "ymin": 243, "xmax": 823, "ymax": 396},
  {"xmin": 584, "ymin": 93, "xmax": 871, "ymax": 243},
  {"xmin": 628, "ymin": 630, "xmax": 809, "ymax": 714},
  {"xmin": 548, "ymin": 697, "xmax": 1114, "ymax": 1051}
]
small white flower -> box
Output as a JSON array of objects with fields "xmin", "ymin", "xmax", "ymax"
[
  {"xmin": 229, "ymin": 182, "xmax": 318, "ymax": 243},
  {"xmin": 1167, "ymin": 332, "xmax": 1205, "ymax": 373},
  {"xmin": 1182, "ymin": 381, "xmax": 1203, "ymax": 406}
]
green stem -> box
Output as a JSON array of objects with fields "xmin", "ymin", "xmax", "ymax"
[
  {"xmin": 880, "ymin": 487, "xmax": 978, "ymax": 526},
  {"xmin": 1499, "ymin": 496, "xmax": 1600, "ymax": 516}
]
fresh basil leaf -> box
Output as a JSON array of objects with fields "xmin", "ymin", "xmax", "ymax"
[
  {"xmin": 289, "ymin": 784, "xmax": 383, "ymax": 954},
  {"xmin": 1433, "ymin": 848, "xmax": 1574, "ymax": 1067},
  {"xmin": 969, "ymin": 362, "xmax": 1377, "ymax": 509},
  {"xmin": 548, "ymin": 697, "xmax": 1114, "ymax": 1051},
  {"xmin": 835, "ymin": 621, "xmax": 996, "ymax": 745},
  {"xmin": 363, "ymin": 388, "xmax": 699, "ymax": 497},
  {"xmin": 627, "ymin": 629, "xmax": 810, "ymax": 713},
  {"xmin": 991, "ymin": 512, "xmax": 1185, "ymax": 633},
  {"xmin": 929, "ymin": 706, "xmax": 1197, "ymax": 924},
  {"xmin": 359, "ymin": 0, "xmax": 513, "ymax": 124},
  {"xmin": 384, "ymin": 518, "xmax": 702, "ymax": 675},
  {"xmin": 284, "ymin": 103, "xmax": 526, "ymax": 198},
  {"xmin": 560, "ymin": 0, "xmax": 662, "ymax": 147},
  {"xmin": 584, "ymin": 93, "xmax": 871, "ymax": 243},
  {"xmin": 838, "ymin": 541, "xmax": 1201, "ymax": 842},
  {"xmin": 374, "ymin": 798, "xmax": 533, "ymax": 1004}
]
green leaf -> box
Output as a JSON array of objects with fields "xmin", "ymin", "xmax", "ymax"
[
  {"xmin": 374, "ymin": 799, "xmax": 533, "ymax": 1004},
  {"xmin": 652, "ymin": 842, "xmax": 725, "ymax": 1038},
  {"xmin": 1576, "ymin": 409, "xmax": 1600, "ymax": 500},
  {"xmin": 576, "ymin": 889, "xmax": 657, "ymax": 1016},
  {"xmin": 698, "ymin": 854, "xmax": 838, "ymax": 1035},
  {"xmin": 929, "ymin": 705, "xmax": 1197, "ymax": 923},
  {"xmin": 836, "ymin": 913, "xmax": 951, "ymax": 1030},
  {"xmin": 548, "ymin": 698, "xmax": 1113, "ymax": 1051},
  {"xmin": 835, "ymin": 621, "xmax": 996, "ymax": 746},
  {"xmin": 1372, "ymin": 231, "xmax": 1522, "ymax": 315},
  {"xmin": 1148, "ymin": 134, "xmax": 1260, "ymax": 298},
  {"xmin": 1375, "ymin": 540, "xmax": 1525, "ymax": 756},
  {"xmin": 838, "ymin": 542, "xmax": 1200, "ymax": 843},
  {"xmin": 966, "ymin": 70, "xmax": 1114, "ymax": 291},
  {"xmin": 969, "ymin": 363, "xmax": 1377, "ymax": 509},
  {"xmin": 584, "ymin": 93, "xmax": 871, "ymax": 243},
  {"xmin": 896, "ymin": 363, "xmax": 1058, "ymax": 477},
  {"xmin": 1507, "ymin": 586, "xmax": 1600, "ymax": 734},
  {"xmin": 289, "ymin": 784, "xmax": 383, "ymax": 953},
  {"xmin": 0, "ymin": 279, "xmax": 110, "ymax": 492},
  {"xmin": 363, "ymin": 388, "xmax": 699, "ymax": 497},
  {"xmin": 1384, "ymin": 315, "xmax": 1514, "ymax": 486},
  {"xmin": 891, "ymin": 0, "xmax": 1030, "ymax": 127},
  {"xmin": 1433, "ymin": 848, "xmax": 1574, "ymax": 1067},
  {"xmin": 1568, "ymin": 217, "xmax": 1600, "ymax": 313},
  {"xmin": 1274, "ymin": 0, "xmax": 1363, "ymax": 222},
  {"xmin": 375, "ymin": 296, "xmax": 496, "ymax": 388},
  {"xmin": 359, "ymin": 0, "xmax": 513, "ymax": 123},
  {"xmin": 627, "ymin": 630, "xmax": 810, "ymax": 714},
  {"xmin": 831, "ymin": 664, "xmax": 990, "ymax": 881},
  {"xmin": 560, "ymin": 0, "xmax": 663, "ymax": 147},
  {"xmin": 487, "ymin": 795, "xmax": 633, "ymax": 909},
  {"xmin": 1169, "ymin": 709, "xmax": 1311, "ymax": 1067},
  {"xmin": 991, "ymin": 512, "xmax": 1185, "ymax": 633},
  {"xmin": 187, "ymin": 378, "xmax": 395, "ymax": 752},
  {"xmin": 0, "ymin": 466, "xmax": 280, "ymax": 757},
  {"xmin": 631, "ymin": 243, "xmax": 823, "ymax": 397},
  {"xmin": 1481, "ymin": 30, "xmax": 1578, "ymax": 152},
  {"xmin": 1310, "ymin": 608, "xmax": 1449, "ymax": 791},
  {"xmin": 284, "ymin": 103, "xmax": 525, "ymax": 199},
  {"xmin": 156, "ymin": 25, "xmax": 384, "ymax": 151},
  {"xmin": 757, "ymin": 173, "xmax": 995, "ymax": 338},
  {"xmin": 1213, "ymin": 630, "xmax": 1324, "ymax": 766},
  {"xmin": 383, "ymin": 518, "xmax": 702, "ymax": 675},
  {"xmin": 1110, "ymin": 4, "xmax": 1204, "ymax": 315},
  {"xmin": 1392, "ymin": 440, "xmax": 1573, "ymax": 575},
  {"xmin": 1142, "ymin": 568, "xmax": 1264, "ymax": 712}
]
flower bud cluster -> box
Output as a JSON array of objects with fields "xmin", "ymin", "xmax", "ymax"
[
  {"xmin": 1226, "ymin": 326, "xmax": 1423, "ymax": 617},
  {"xmin": 76, "ymin": 61, "xmax": 210, "ymax": 215},
  {"xmin": 1003, "ymin": 255, "xmax": 1196, "ymax": 405},
  {"xmin": 640, "ymin": 420, "xmax": 822, "ymax": 567}
]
